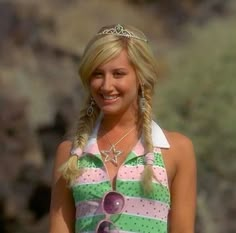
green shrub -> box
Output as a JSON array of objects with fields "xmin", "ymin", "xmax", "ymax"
[{"xmin": 155, "ymin": 16, "xmax": 236, "ymax": 180}]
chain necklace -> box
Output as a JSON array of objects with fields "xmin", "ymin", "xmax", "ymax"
[{"xmin": 100, "ymin": 126, "xmax": 135, "ymax": 165}]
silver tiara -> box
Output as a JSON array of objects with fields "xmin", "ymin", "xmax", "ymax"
[{"xmin": 97, "ymin": 24, "xmax": 148, "ymax": 42}]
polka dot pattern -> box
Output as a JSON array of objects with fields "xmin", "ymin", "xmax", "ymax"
[
  {"xmin": 118, "ymin": 165, "xmax": 169, "ymax": 187},
  {"xmin": 72, "ymin": 143, "xmax": 170, "ymax": 232},
  {"xmin": 76, "ymin": 197, "xmax": 169, "ymax": 221},
  {"xmin": 126, "ymin": 152, "xmax": 165, "ymax": 168},
  {"xmin": 78, "ymin": 154, "xmax": 103, "ymax": 168},
  {"xmin": 112, "ymin": 214, "xmax": 167, "ymax": 233},
  {"xmin": 72, "ymin": 181, "xmax": 110, "ymax": 203},
  {"xmin": 74, "ymin": 167, "xmax": 109, "ymax": 185},
  {"xmin": 75, "ymin": 215, "xmax": 103, "ymax": 233},
  {"xmin": 116, "ymin": 180, "xmax": 170, "ymax": 204}
]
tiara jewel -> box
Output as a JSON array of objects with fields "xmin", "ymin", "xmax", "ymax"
[{"xmin": 97, "ymin": 24, "xmax": 148, "ymax": 42}]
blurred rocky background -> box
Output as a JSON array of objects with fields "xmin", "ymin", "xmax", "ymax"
[{"xmin": 0, "ymin": 0, "xmax": 235, "ymax": 232}]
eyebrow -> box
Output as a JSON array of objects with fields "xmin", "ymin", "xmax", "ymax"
[{"xmin": 95, "ymin": 67, "xmax": 128, "ymax": 72}]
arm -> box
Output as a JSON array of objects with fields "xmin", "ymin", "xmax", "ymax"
[
  {"xmin": 49, "ymin": 141, "xmax": 76, "ymax": 233},
  {"xmin": 168, "ymin": 134, "xmax": 197, "ymax": 233}
]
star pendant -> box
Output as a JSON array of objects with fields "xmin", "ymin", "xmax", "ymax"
[{"xmin": 101, "ymin": 145, "xmax": 122, "ymax": 165}]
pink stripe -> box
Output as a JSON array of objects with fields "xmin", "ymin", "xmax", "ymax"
[
  {"xmin": 76, "ymin": 197, "xmax": 169, "ymax": 222},
  {"xmin": 74, "ymin": 168, "xmax": 108, "ymax": 184},
  {"xmin": 154, "ymin": 147, "xmax": 161, "ymax": 153},
  {"xmin": 71, "ymin": 147, "xmax": 82, "ymax": 156},
  {"xmin": 73, "ymin": 165, "xmax": 168, "ymax": 187},
  {"xmin": 123, "ymin": 197, "xmax": 169, "ymax": 221},
  {"xmin": 132, "ymin": 140, "xmax": 145, "ymax": 155},
  {"xmin": 118, "ymin": 165, "xmax": 169, "ymax": 187},
  {"xmin": 76, "ymin": 200, "xmax": 101, "ymax": 217},
  {"xmin": 84, "ymin": 140, "xmax": 100, "ymax": 154}
]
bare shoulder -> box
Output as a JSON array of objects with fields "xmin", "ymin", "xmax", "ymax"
[
  {"xmin": 50, "ymin": 140, "xmax": 75, "ymax": 233},
  {"xmin": 163, "ymin": 131, "xmax": 197, "ymax": 232},
  {"xmin": 164, "ymin": 130, "xmax": 194, "ymax": 149},
  {"xmin": 55, "ymin": 140, "xmax": 73, "ymax": 162},
  {"xmin": 52, "ymin": 140, "xmax": 73, "ymax": 182},
  {"xmin": 162, "ymin": 130, "xmax": 196, "ymax": 189},
  {"xmin": 163, "ymin": 130, "xmax": 195, "ymax": 164}
]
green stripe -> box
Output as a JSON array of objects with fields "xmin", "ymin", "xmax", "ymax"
[
  {"xmin": 125, "ymin": 152, "xmax": 165, "ymax": 168},
  {"xmin": 78, "ymin": 152, "xmax": 165, "ymax": 168},
  {"xmin": 78, "ymin": 154, "xmax": 103, "ymax": 168},
  {"xmin": 75, "ymin": 215, "xmax": 103, "ymax": 233},
  {"xmin": 75, "ymin": 214, "xmax": 167, "ymax": 233},
  {"xmin": 126, "ymin": 151, "xmax": 139, "ymax": 162},
  {"xmin": 153, "ymin": 152, "xmax": 165, "ymax": 167},
  {"xmin": 72, "ymin": 181, "xmax": 111, "ymax": 202},
  {"xmin": 112, "ymin": 214, "xmax": 167, "ymax": 233},
  {"xmin": 117, "ymin": 180, "xmax": 170, "ymax": 204},
  {"xmin": 72, "ymin": 179, "xmax": 170, "ymax": 204}
]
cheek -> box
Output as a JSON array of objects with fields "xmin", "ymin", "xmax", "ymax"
[
  {"xmin": 89, "ymin": 79, "xmax": 100, "ymax": 92},
  {"xmin": 124, "ymin": 85, "xmax": 139, "ymax": 102}
]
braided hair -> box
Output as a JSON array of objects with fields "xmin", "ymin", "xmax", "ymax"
[{"xmin": 60, "ymin": 25, "xmax": 159, "ymax": 193}]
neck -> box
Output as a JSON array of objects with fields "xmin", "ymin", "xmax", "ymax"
[{"xmin": 100, "ymin": 113, "xmax": 139, "ymax": 132}]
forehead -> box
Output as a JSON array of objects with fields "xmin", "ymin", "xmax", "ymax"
[{"xmin": 97, "ymin": 50, "xmax": 133, "ymax": 70}]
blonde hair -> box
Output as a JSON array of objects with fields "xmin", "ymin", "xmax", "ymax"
[{"xmin": 61, "ymin": 24, "xmax": 159, "ymax": 193}]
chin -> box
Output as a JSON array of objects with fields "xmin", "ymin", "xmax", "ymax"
[
  {"xmin": 101, "ymin": 110, "xmax": 119, "ymax": 116},
  {"xmin": 100, "ymin": 107, "xmax": 122, "ymax": 116}
]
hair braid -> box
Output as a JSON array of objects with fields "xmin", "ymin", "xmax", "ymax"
[
  {"xmin": 141, "ymin": 88, "xmax": 154, "ymax": 194},
  {"xmin": 73, "ymin": 97, "xmax": 100, "ymax": 149},
  {"xmin": 60, "ymin": 96, "xmax": 100, "ymax": 185}
]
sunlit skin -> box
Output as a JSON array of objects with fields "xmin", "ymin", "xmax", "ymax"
[
  {"xmin": 49, "ymin": 49, "xmax": 196, "ymax": 233},
  {"xmin": 89, "ymin": 50, "xmax": 140, "ymax": 123},
  {"xmin": 89, "ymin": 50, "xmax": 141, "ymax": 182}
]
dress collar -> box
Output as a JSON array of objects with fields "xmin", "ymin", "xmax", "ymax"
[
  {"xmin": 150, "ymin": 120, "xmax": 170, "ymax": 148},
  {"xmin": 71, "ymin": 118, "xmax": 170, "ymax": 157}
]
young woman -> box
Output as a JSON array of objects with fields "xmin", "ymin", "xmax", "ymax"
[{"xmin": 49, "ymin": 24, "xmax": 196, "ymax": 233}]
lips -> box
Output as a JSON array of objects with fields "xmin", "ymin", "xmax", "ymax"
[
  {"xmin": 100, "ymin": 94, "xmax": 120, "ymax": 105},
  {"xmin": 102, "ymin": 95, "xmax": 119, "ymax": 100}
]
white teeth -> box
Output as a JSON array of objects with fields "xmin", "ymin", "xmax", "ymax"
[{"xmin": 103, "ymin": 95, "xmax": 117, "ymax": 100}]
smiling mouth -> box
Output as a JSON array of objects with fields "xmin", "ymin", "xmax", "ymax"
[{"xmin": 102, "ymin": 95, "xmax": 119, "ymax": 100}]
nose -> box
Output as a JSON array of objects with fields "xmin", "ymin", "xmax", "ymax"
[{"xmin": 100, "ymin": 74, "xmax": 113, "ymax": 92}]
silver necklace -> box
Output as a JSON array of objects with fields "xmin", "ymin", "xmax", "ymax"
[{"xmin": 100, "ymin": 126, "xmax": 135, "ymax": 164}]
